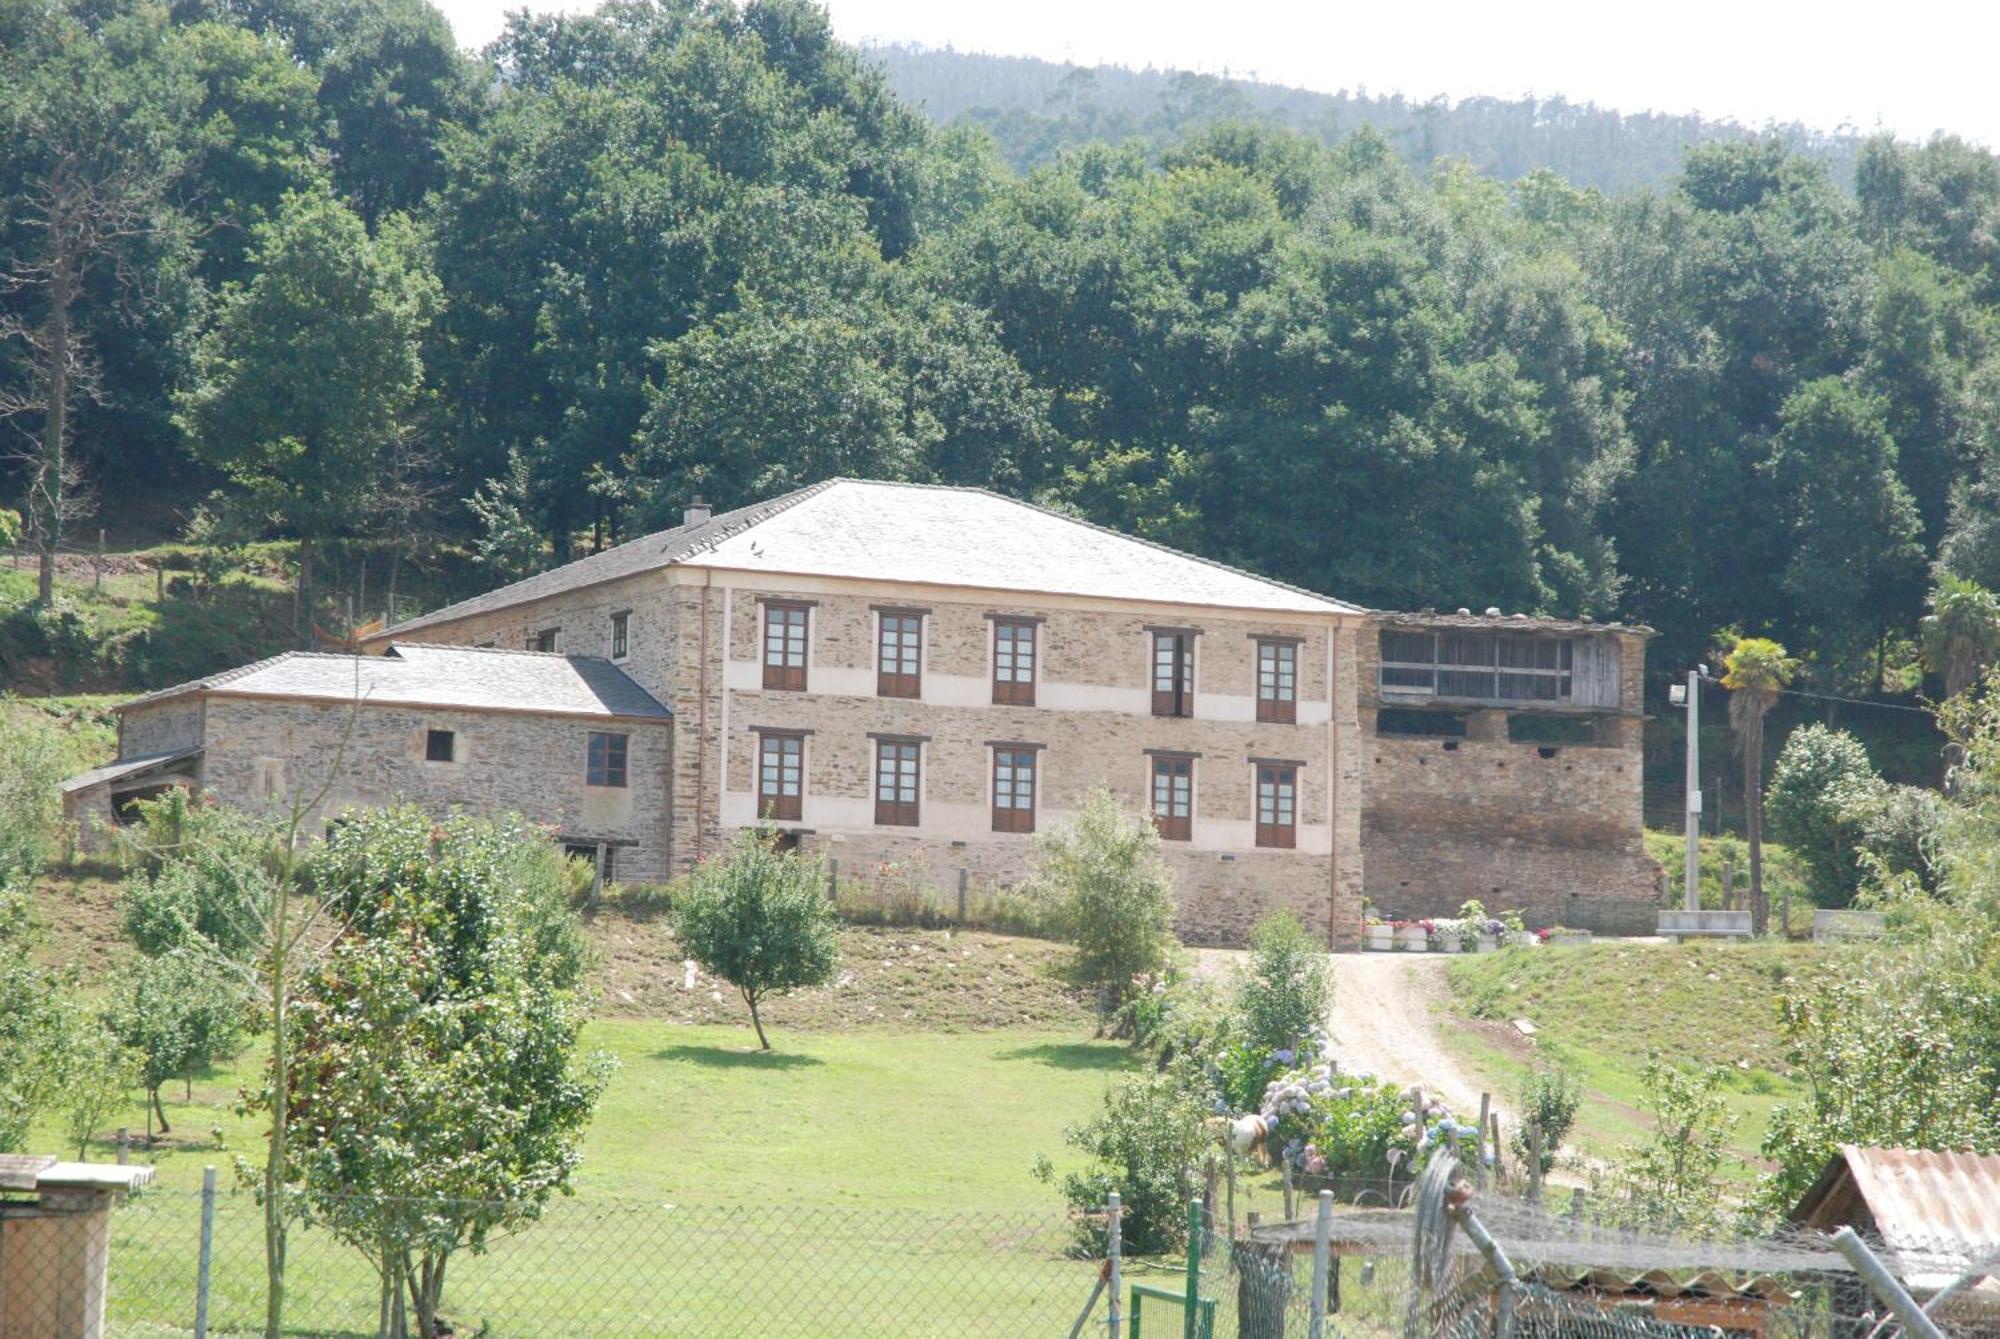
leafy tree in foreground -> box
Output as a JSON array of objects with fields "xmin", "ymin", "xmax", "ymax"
[
  {"xmin": 1721, "ymin": 635, "xmax": 1797, "ymax": 933},
  {"xmin": 288, "ymin": 808, "xmax": 610, "ymax": 1339},
  {"xmin": 1027, "ymin": 787, "xmax": 1179, "ymax": 1019},
  {"xmin": 1234, "ymin": 910, "xmax": 1330, "ymax": 1055},
  {"xmin": 671, "ymin": 830, "xmax": 840, "ymax": 1050},
  {"xmin": 106, "ymin": 950, "xmax": 244, "ymax": 1138}
]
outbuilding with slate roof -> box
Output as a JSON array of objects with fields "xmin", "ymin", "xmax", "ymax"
[{"xmin": 66, "ymin": 644, "xmax": 673, "ymax": 884}]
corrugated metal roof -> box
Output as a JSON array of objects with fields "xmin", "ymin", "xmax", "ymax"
[
  {"xmin": 1838, "ymin": 1145, "xmax": 2000, "ymax": 1257},
  {"xmin": 373, "ymin": 478, "xmax": 1367, "ymax": 638},
  {"xmin": 115, "ymin": 645, "xmax": 671, "ymax": 721}
]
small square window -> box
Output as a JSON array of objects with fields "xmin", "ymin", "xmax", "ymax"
[
  {"xmin": 610, "ymin": 612, "xmax": 629, "ymax": 660},
  {"xmin": 425, "ymin": 729, "xmax": 455, "ymax": 763},
  {"xmin": 587, "ymin": 731, "xmax": 628, "ymax": 788},
  {"xmin": 532, "ymin": 628, "xmax": 559, "ymax": 653}
]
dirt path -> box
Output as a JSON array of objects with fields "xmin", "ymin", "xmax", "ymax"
[{"xmin": 1192, "ymin": 948, "xmax": 1510, "ymax": 1124}]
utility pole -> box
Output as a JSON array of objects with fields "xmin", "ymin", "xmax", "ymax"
[{"xmin": 1682, "ymin": 668, "xmax": 1702, "ymax": 913}]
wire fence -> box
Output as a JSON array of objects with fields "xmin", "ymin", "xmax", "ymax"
[{"xmin": 8, "ymin": 1160, "xmax": 1991, "ymax": 1337}]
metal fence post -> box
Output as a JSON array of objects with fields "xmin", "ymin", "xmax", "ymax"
[
  {"xmin": 1832, "ymin": 1228, "xmax": 1947, "ymax": 1339},
  {"xmin": 193, "ymin": 1165, "xmax": 216, "ymax": 1339},
  {"xmin": 1184, "ymin": 1198, "xmax": 1202, "ymax": 1339},
  {"xmin": 1309, "ymin": 1189, "xmax": 1332, "ymax": 1339},
  {"xmin": 1107, "ymin": 1191, "xmax": 1123, "ymax": 1339}
]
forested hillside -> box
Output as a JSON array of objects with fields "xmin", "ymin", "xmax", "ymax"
[
  {"xmin": 6, "ymin": 0, "xmax": 2000, "ymax": 704},
  {"xmin": 868, "ymin": 44, "xmax": 1864, "ymax": 191}
]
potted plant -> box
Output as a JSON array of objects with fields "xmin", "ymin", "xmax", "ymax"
[
  {"xmin": 1365, "ymin": 917, "xmax": 1395, "ymax": 951},
  {"xmin": 1393, "ymin": 919, "xmax": 1428, "ymax": 952},
  {"xmin": 1474, "ymin": 918, "xmax": 1504, "ymax": 953},
  {"xmin": 1501, "ymin": 909, "xmax": 1535, "ymax": 947},
  {"xmin": 1540, "ymin": 925, "xmax": 1594, "ymax": 948},
  {"xmin": 1429, "ymin": 918, "xmax": 1462, "ymax": 953}
]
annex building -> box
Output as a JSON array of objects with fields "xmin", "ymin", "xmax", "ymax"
[{"xmin": 64, "ymin": 479, "xmax": 1660, "ymax": 944}]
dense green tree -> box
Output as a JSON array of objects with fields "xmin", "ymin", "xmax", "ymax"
[
  {"xmin": 1922, "ymin": 574, "xmax": 2000, "ymax": 698},
  {"xmin": 0, "ymin": 0, "xmax": 196, "ymax": 601},
  {"xmin": 1764, "ymin": 378, "xmax": 1925, "ymax": 679},
  {"xmin": 176, "ymin": 187, "xmax": 437, "ymax": 630},
  {"xmin": 670, "ymin": 829, "xmax": 840, "ymax": 1050}
]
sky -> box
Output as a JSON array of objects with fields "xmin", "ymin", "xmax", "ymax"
[{"xmin": 432, "ymin": 0, "xmax": 2000, "ymax": 147}]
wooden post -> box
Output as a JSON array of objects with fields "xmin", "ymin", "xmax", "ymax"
[
  {"xmin": 957, "ymin": 867, "xmax": 969, "ymax": 924},
  {"xmin": 1309, "ymin": 1190, "xmax": 1332, "ymax": 1336},
  {"xmin": 1488, "ymin": 1111, "xmax": 1504, "ymax": 1183},
  {"xmin": 154, "ymin": 564, "xmax": 163, "ymax": 600},
  {"xmin": 1475, "ymin": 1093, "xmax": 1492, "ymax": 1186},
  {"xmin": 1283, "ymin": 1157, "xmax": 1294, "ymax": 1221},
  {"xmin": 1569, "ymin": 1186, "xmax": 1586, "ymax": 1225},
  {"xmin": 116, "ymin": 1127, "xmax": 128, "ymax": 1165},
  {"xmin": 1106, "ymin": 1191, "xmax": 1123, "ymax": 1339},
  {"xmin": 194, "ymin": 1165, "xmax": 216, "ymax": 1339},
  {"xmin": 827, "ymin": 857, "xmax": 838, "ymax": 900},
  {"xmin": 94, "ymin": 528, "xmax": 104, "ymax": 589},
  {"xmin": 1527, "ymin": 1125, "xmax": 1543, "ymax": 1204}
]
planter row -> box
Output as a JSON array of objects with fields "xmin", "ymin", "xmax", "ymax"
[{"xmin": 1362, "ymin": 929, "xmax": 1594, "ymax": 951}]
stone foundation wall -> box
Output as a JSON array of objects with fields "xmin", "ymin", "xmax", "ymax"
[{"xmin": 1360, "ymin": 731, "xmax": 1662, "ymax": 933}]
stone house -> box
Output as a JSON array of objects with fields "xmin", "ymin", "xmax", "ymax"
[
  {"xmin": 68, "ymin": 479, "xmax": 1658, "ymax": 943},
  {"xmin": 63, "ymin": 643, "xmax": 673, "ymax": 882}
]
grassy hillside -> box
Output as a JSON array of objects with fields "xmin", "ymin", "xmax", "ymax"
[{"xmin": 1441, "ymin": 940, "xmax": 1841, "ymax": 1174}]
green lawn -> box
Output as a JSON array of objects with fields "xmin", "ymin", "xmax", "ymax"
[
  {"xmin": 1437, "ymin": 940, "xmax": 1840, "ymax": 1177},
  {"xmin": 92, "ymin": 1021, "xmax": 1141, "ymax": 1336}
]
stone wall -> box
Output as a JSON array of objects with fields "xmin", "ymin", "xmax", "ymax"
[
  {"xmin": 1354, "ymin": 625, "xmax": 1661, "ymax": 933},
  {"xmin": 120, "ymin": 698, "xmax": 203, "ymax": 756},
  {"xmin": 707, "ymin": 578, "xmax": 1359, "ymax": 945},
  {"xmin": 198, "ymin": 697, "xmax": 674, "ymax": 881}
]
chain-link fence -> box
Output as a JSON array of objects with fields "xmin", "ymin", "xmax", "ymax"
[{"xmin": 12, "ymin": 1158, "xmax": 1992, "ymax": 1337}]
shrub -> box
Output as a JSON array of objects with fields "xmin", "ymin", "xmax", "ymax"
[
  {"xmin": 1511, "ymin": 1062, "xmax": 1582, "ymax": 1174},
  {"xmin": 1036, "ymin": 1053, "xmax": 1212, "ymax": 1256},
  {"xmin": 1602, "ymin": 1056, "xmax": 1736, "ymax": 1233},
  {"xmin": 1027, "ymin": 788, "xmax": 1178, "ymax": 1015},
  {"xmin": 1235, "ymin": 910, "xmax": 1330, "ymax": 1055},
  {"xmin": 0, "ymin": 704, "xmax": 75, "ymax": 882},
  {"xmin": 1767, "ymin": 724, "xmax": 1882, "ymax": 905},
  {"xmin": 672, "ymin": 830, "xmax": 840, "ymax": 1049}
]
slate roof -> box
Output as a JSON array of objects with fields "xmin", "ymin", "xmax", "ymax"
[
  {"xmin": 116, "ymin": 644, "xmax": 670, "ymax": 721},
  {"xmin": 58, "ymin": 748, "xmax": 202, "ymax": 794},
  {"xmin": 378, "ymin": 479, "xmax": 1363, "ymax": 637}
]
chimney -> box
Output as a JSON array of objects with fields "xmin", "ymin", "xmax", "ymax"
[{"xmin": 683, "ymin": 497, "xmax": 711, "ymax": 527}]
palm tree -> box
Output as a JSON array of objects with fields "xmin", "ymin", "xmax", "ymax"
[
  {"xmin": 1723, "ymin": 636, "xmax": 1798, "ymax": 936},
  {"xmin": 1920, "ymin": 575, "xmax": 2000, "ymax": 699}
]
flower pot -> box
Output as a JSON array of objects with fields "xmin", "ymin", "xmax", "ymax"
[
  {"xmin": 1549, "ymin": 931, "xmax": 1594, "ymax": 948},
  {"xmin": 1508, "ymin": 931, "xmax": 1538, "ymax": 948},
  {"xmin": 1434, "ymin": 937, "xmax": 1459, "ymax": 954},
  {"xmin": 1365, "ymin": 925, "xmax": 1395, "ymax": 951},
  {"xmin": 1395, "ymin": 927, "xmax": 1427, "ymax": 952},
  {"xmin": 1474, "ymin": 935, "xmax": 1499, "ymax": 953}
]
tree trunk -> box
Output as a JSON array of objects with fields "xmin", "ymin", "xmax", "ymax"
[
  {"xmin": 152, "ymin": 1085, "xmax": 170, "ymax": 1135},
  {"xmin": 385, "ymin": 547, "xmax": 400, "ymax": 627},
  {"xmin": 297, "ymin": 534, "xmax": 313, "ymax": 645},
  {"xmin": 1746, "ymin": 720, "xmax": 1767, "ymax": 937},
  {"xmin": 33, "ymin": 254, "xmax": 73, "ymax": 607},
  {"xmin": 745, "ymin": 987, "xmax": 770, "ymax": 1050}
]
